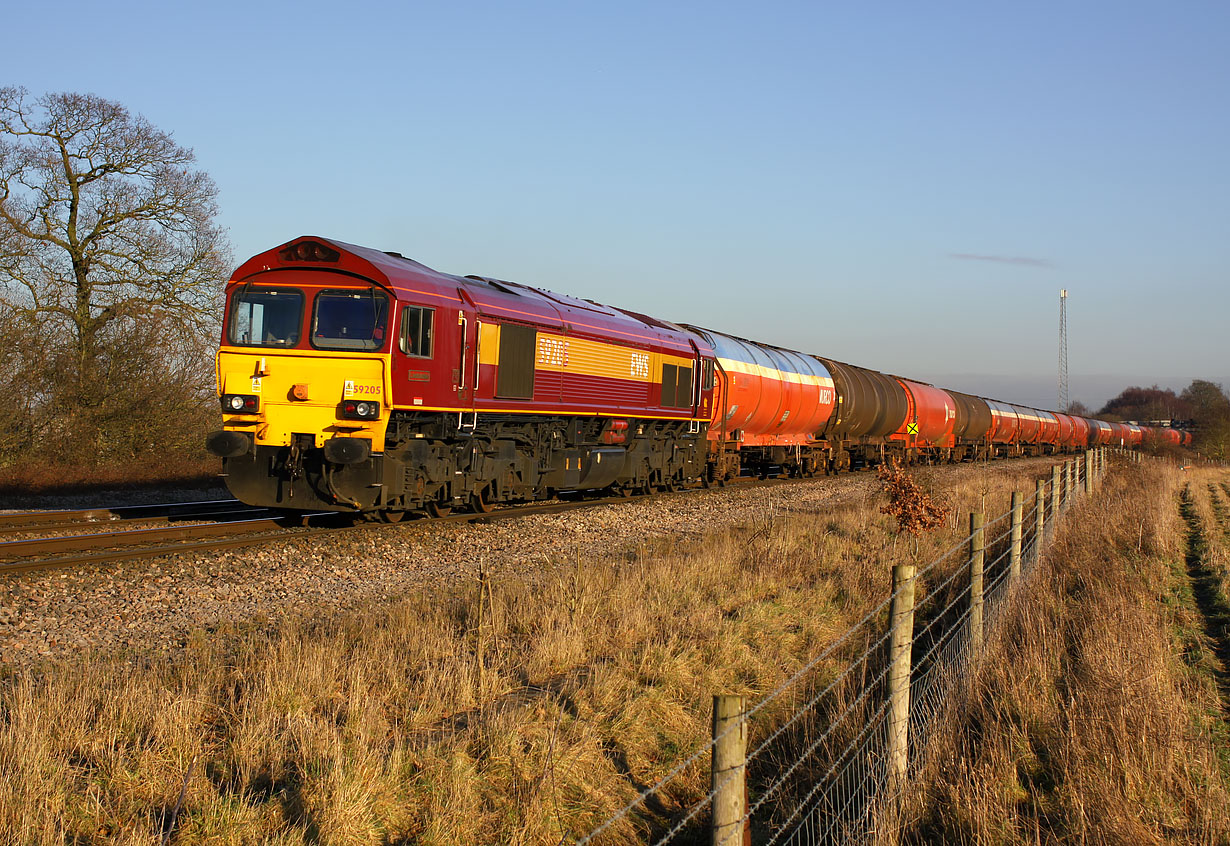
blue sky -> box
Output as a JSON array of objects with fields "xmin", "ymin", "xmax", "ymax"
[{"xmin": 6, "ymin": 0, "xmax": 1227, "ymax": 410}]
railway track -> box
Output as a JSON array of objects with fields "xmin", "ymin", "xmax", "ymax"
[
  {"xmin": 0, "ymin": 458, "xmax": 1055, "ymax": 579},
  {"xmin": 0, "ymin": 499, "xmax": 269, "ymax": 536},
  {"xmin": 0, "ymin": 490, "xmax": 676, "ymax": 578}
]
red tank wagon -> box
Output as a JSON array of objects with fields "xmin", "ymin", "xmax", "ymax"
[
  {"xmin": 1052, "ymin": 412, "xmax": 1075, "ymax": 448},
  {"xmin": 985, "ymin": 400, "xmax": 1020, "ymax": 451},
  {"xmin": 686, "ymin": 327, "xmax": 836, "ymax": 481},
  {"xmin": 1010, "ymin": 404, "xmax": 1042, "ymax": 449},
  {"xmin": 949, "ymin": 391, "xmax": 994, "ymax": 460},
  {"xmin": 894, "ymin": 379, "xmax": 957, "ymax": 453},
  {"xmin": 1035, "ymin": 411, "xmax": 1060, "ymax": 451}
]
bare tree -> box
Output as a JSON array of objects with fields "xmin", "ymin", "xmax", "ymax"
[
  {"xmin": 0, "ymin": 88, "xmax": 229, "ymax": 398},
  {"xmin": 0, "ymin": 88, "xmax": 230, "ymax": 467}
]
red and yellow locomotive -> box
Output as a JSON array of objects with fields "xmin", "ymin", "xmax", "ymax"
[{"xmin": 207, "ymin": 237, "xmax": 714, "ymax": 519}]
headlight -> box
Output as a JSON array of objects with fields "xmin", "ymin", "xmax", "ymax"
[
  {"xmin": 340, "ymin": 400, "xmax": 380, "ymax": 420},
  {"xmin": 221, "ymin": 394, "xmax": 260, "ymax": 413}
]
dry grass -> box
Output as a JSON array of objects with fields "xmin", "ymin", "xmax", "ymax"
[
  {"xmin": 0, "ymin": 460, "xmax": 1194, "ymax": 844},
  {"xmin": 901, "ymin": 462, "xmax": 1230, "ymax": 845}
]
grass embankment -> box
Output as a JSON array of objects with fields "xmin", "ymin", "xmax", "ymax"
[
  {"xmin": 0, "ymin": 463, "xmax": 1042, "ymax": 844},
  {"xmin": 903, "ymin": 463, "xmax": 1230, "ymax": 844},
  {"xmin": 0, "ymin": 455, "xmax": 220, "ymax": 500}
]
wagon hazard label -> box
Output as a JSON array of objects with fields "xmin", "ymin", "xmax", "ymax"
[
  {"xmin": 343, "ymin": 380, "xmax": 382, "ymax": 399},
  {"xmin": 907, "ymin": 421, "xmax": 919, "ymax": 435}
]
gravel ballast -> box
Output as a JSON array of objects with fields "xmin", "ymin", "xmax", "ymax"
[{"xmin": 0, "ymin": 460, "xmax": 1057, "ymax": 666}]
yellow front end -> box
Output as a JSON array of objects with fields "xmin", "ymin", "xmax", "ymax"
[
  {"xmin": 216, "ymin": 348, "xmax": 391, "ymax": 448},
  {"xmin": 209, "ymin": 348, "xmax": 395, "ymax": 511}
]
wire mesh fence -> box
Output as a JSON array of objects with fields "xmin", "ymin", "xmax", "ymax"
[{"xmin": 573, "ymin": 449, "xmax": 1115, "ymax": 846}]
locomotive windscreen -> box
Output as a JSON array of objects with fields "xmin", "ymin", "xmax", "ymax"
[
  {"xmin": 228, "ymin": 287, "xmax": 304, "ymax": 347},
  {"xmin": 311, "ymin": 288, "xmax": 390, "ymax": 351}
]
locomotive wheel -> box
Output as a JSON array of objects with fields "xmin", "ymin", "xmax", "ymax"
[
  {"xmin": 378, "ymin": 509, "xmax": 407, "ymax": 523},
  {"xmin": 426, "ymin": 501, "xmax": 452, "ymax": 518},
  {"xmin": 470, "ymin": 490, "xmax": 495, "ymax": 514}
]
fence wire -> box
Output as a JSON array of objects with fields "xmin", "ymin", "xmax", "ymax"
[{"xmin": 573, "ymin": 451, "xmax": 1110, "ymax": 846}]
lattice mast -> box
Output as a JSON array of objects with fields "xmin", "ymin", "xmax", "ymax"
[{"xmin": 1058, "ymin": 289, "xmax": 1069, "ymax": 411}]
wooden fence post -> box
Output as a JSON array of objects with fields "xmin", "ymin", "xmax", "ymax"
[
  {"xmin": 1085, "ymin": 450, "xmax": 1094, "ymax": 495},
  {"xmin": 887, "ymin": 563, "xmax": 917, "ymax": 800},
  {"xmin": 1064, "ymin": 460, "xmax": 1073, "ymax": 508},
  {"xmin": 711, "ymin": 695, "xmax": 747, "ymax": 846},
  {"xmin": 969, "ymin": 512, "xmax": 985, "ymax": 653},
  {"xmin": 1035, "ymin": 478, "xmax": 1046, "ymax": 550},
  {"xmin": 1009, "ymin": 492, "xmax": 1023, "ymax": 585},
  {"xmin": 1051, "ymin": 465, "xmax": 1061, "ymax": 527}
]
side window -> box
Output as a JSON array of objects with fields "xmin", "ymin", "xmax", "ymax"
[
  {"xmin": 702, "ymin": 359, "xmax": 715, "ymax": 391},
  {"xmin": 661, "ymin": 363, "xmax": 678, "ymax": 407},
  {"xmin": 399, "ymin": 305, "xmax": 434, "ymax": 357}
]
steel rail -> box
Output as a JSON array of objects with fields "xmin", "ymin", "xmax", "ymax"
[
  {"xmin": 0, "ymin": 507, "xmax": 273, "ymax": 538},
  {"xmin": 0, "ymin": 499, "xmax": 252, "ymax": 533}
]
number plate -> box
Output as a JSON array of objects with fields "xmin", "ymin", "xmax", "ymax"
[{"xmin": 343, "ymin": 380, "xmax": 382, "ymax": 399}]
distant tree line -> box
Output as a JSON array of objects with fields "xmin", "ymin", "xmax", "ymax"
[
  {"xmin": 1079, "ymin": 381, "xmax": 1230, "ymax": 461},
  {"xmin": 0, "ymin": 88, "xmax": 229, "ymax": 478}
]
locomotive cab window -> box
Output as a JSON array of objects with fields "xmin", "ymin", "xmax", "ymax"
[
  {"xmin": 311, "ymin": 288, "xmax": 390, "ymax": 351},
  {"xmin": 702, "ymin": 359, "xmax": 715, "ymax": 391},
  {"xmin": 228, "ymin": 287, "xmax": 304, "ymax": 347},
  {"xmin": 399, "ymin": 305, "xmax": 434, "ymax": 358}
]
